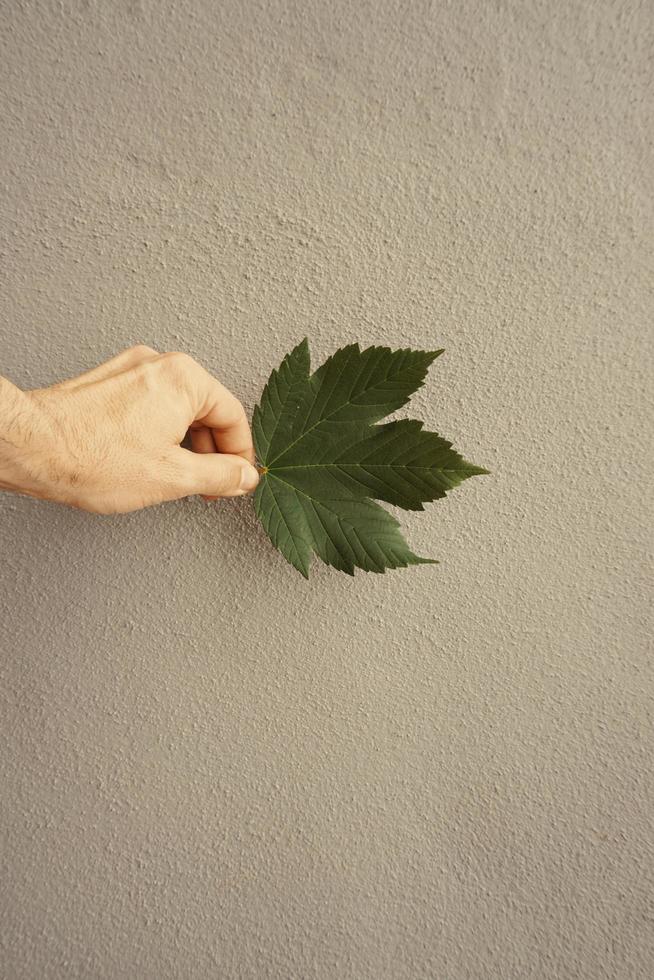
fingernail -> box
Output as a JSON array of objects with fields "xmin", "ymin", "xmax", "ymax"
[{"xmin": 239, "ymin": 463, "xmax": 260, "ymax": 492}]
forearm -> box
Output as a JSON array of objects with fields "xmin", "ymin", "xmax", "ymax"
[
  {"xmin": 0, "ymin": 375, "xmax": 32, "ymax": 494},
  {"xmin": 0, "ymin": 376, "xmax": 63, "ymax": 502}
]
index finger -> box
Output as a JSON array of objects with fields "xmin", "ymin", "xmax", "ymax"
[{"xmin": 179, "ymin": 355, "xmax": 255, "ymax": 464}]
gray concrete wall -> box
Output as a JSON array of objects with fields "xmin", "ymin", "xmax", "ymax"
[{"xmin": 1, "ymin": 1, "xmax": 652, "ymax": 977}]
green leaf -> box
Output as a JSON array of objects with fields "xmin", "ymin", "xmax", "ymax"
[
  {"xmin": 252, "ymin": 340, "xmax": 488, "ymax": 577},
  {"xmin": 264, "ymin": 344, "xmax": 443, "ymax": 467},
  {"xmin": 252, "ymin": 338, "xmax": 310, "ymax": 463},
  {"xmin": 273, "ymin": 419, "xmax": 488, "ymax": 511}
]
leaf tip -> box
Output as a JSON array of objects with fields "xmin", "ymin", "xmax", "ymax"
[{"xmin": 291, "ymin": 336, "xmax": 310, "ymax": 362}]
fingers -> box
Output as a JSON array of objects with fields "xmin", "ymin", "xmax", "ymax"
[
  {"xmin": 54, "ymin": 345, "xmax": 159, "ymax": 390},
  {"xmin": 189, "ymin": 426, "xmax": 220, "ymax": 500},
  {"xmin": 162, "ymin": 353, "xmax": 255, "ymax": 464},
  {"xmin": 173, "ymin": 447, "xmax": 259, "ymax": 498},
  {"xmin": 189, "ymin": 426, "xmax": 215, "ymax": 455}
]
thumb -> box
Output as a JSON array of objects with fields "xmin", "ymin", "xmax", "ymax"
[{"xmin": 177, "ymin": 449, "xmax": 260, "ymax": 498}]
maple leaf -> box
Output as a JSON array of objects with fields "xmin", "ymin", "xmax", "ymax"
[{"xmin": 252, "ymin": 339, "xmax": 488, "ymax": 577}]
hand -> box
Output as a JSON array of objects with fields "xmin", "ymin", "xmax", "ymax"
[{"xmin": 0, "ymin": 345, "xmax": 260, "ymax": 514}]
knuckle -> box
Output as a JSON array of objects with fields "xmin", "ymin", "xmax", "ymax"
[
  {"xmin": 159, "ymin": 351, "xmax": 195, "ymax": 375},
  {"xmin": 129, "ymin": 344, "xmax": 157, "ymax": 359},
  {"xmin": 232, "ymin": 398, "xmax": 246, "ymax": 421},
  {"xmin": 220, "ymin": 397, "xmax": 247, "ymax": 428},
  {"xmin": 133, "ymin": 359, "xmax": 160, "ymax": 389}
]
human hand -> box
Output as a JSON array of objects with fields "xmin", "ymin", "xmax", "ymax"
[{"xmin": 0, "ymin": 345, "xmax": 260, "ymax": 514}]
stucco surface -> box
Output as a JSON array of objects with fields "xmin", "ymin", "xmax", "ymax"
[{"xmin": 1, "ymin": 1, "xmax": 652, "ymax": 977}]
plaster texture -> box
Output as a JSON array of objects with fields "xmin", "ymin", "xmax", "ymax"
[{"xmin": 1, "ymin": 1, "xmax": 652, "ymax": 978}]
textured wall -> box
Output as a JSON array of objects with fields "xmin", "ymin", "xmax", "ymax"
[{"xmin": 1, "ymin": 1, "xmax": 652, "ymax": 978}]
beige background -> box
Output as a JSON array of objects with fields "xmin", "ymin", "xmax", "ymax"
[{"xmin": 1, "ymin": 1, "xmax": 652, "ymax": 977}]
